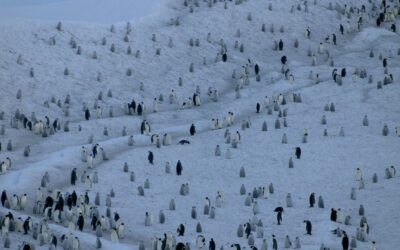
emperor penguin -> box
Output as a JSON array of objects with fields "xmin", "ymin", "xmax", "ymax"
[
  {"xmin": 194, "ymin": 93, "xmax": 201, "ymax": 106},
  {"xmin": 309, "ymin": 193, "xmax": 315, "ymax": 207},
  {"xmin": 304, "ymin": 220, "xmax": 312, "ymax": 235},
  {"xmin": 16, "ymin": 217, "xmax": 24, "ymax": 232},
  {"xmin": 370, "ymin": 241, "xmax": 377, "ymax": 250},
  {"xmin": 204, "ymin": 197, "xmax": 211, "ymax": 208},
  {"xmin": 163, "ymin": 133, "xmax": 172, "ymax": 145},
  {"xmin": 272, "ymin": 235, "xmax": 277, "ymax": 250},
  {"xmin": 85, "ymin": 176, "xmax": 92, "ymax": 191},
  {"xmin": 153, "ymin": 98, "xmax": 159, "ymax": 112},
  {"xmin": 190, "ymin": 124, "xmax": 196, "ymax": 136},
  {"xmin": 355, "ymin": 168, "xmax": 362, "ymax": 181},
  {"xmin": 318, "ymin": 42, "xmax": 324, "ymax": 54},
  {"xmin": 187, "ymin": 97, "xmax": 193, "ymax": 108},
  {"xmin": 196, "ymin": 235, "xmax": 206, "ymax": 248},
  {"xmin": 342, "ymin": 232, "xmax": 349, "ymax": 250},
  {"xmin": 235, "ymin": 131, "xmax": 241, "ymax": 142},
  {"xmin": 211, "ymin": 119, "xmax": 217, "ymax": 130},
  {"xmin": 73, "ymin": 237, "xmax": 80, "ymax": 250},
  {"xmin": 96, "ymin": 106, "xmax": 102, "ymax": 119},
  {"xmin": 117, "ymin": 223, "xmax": 125, "ymax": 239},
  {"xmin": 81, "ymin": 146, "xmax": 87, "ymax": 162},
  {"xmin": 86, "ymin": 154, "xmax": 94, "ymax": 168},
  {"xmin": 1, "ymin": 190, "xmax": 7, "ymax": 206},
  {"xmin": 264, "ymin": 96, "xmax": 270, "ymax": 108},
  {"xmin": 1, "ymin": 162, "xmax": 7, "ymax": 173},
  {"xmin": 177, "ymin": 224, "xmax": 185, "ymax": 236},
  {"xmin": 305, "ymin": 27, "xmax": 311, "ymax": 38},
  {"xmin": 337, "ymin": 208, "xmax": 345, "ymax": 223},
  {"xmin": 226, "ymin": 112, "xmax": 234, "ymax": 126},
  {"xmin": 389, "ymin": 166, "xmax": 396, "ymax": 178},
  {"xmin": 92, "ymin": 144, "xmax": 99, "ymax": 158},
  {"xmin": 85, "ymin": 109, "xmax": 90, "ymax": 120},
  {"xmin": 145, "ymin": 212, "xmax": 153, "ymax": 226},
  {"xmin": 216, "ymin": 118, "xmax": 223, "ymax": 129},
  {"xmin": 20, "ymin": 194, "xmax": 28, "ymax": 210},
  {"xmin": 11, "ymin": 194, "xmax": 19, "ymax": 209},
  {"xmin": 36, "ymin": 188, "xmax": 43, "ymax": 202}
]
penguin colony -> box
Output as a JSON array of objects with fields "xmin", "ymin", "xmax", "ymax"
[{"xmin": 0, "ymin": 0, "xmax": 399, "ymax": 249}]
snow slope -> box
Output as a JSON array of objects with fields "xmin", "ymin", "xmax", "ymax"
[
  {"xmin": 0, "ymin": 0, "xmax": 399, "ymax": 249},
  {"xmin": 0, "ymin": 0, "xmax": 164, "ymax": 23}
]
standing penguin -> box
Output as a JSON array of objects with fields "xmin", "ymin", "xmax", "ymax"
[
  {"xmin": 177, "ymin": 224, "xmax": 185, "ymax": 236},
  {"xmin": 190, "ymin": 124, "xmax": 196, "ymax": 136},
  {"xmin": 309, "ymin": 193, "xmax": 315, "ymax": 207},
  {"xmin": 70, "ymin": 168, "xmax": 77, "ymax": 186},
  {"xmin": 332, "ymin": 33, "xmax": 337, "ymax": 45},
  {"xmin": 370, "ymin": 241, "xmax": 377, "ymax": 250},
  {"xmin": 1, "ymin": 190, "xmax": 7, "ymax": 206},
  {"xmin": 23, "ymin": 217, "xmax": 31, "ymax": 234},
  {"xmin": 284, "ymin": 235, "xmax": 292, "ymax": 248},
  {"xmin": 20, "ymin": 194, "xmax": 27, "ymax": 210},
  {"xmin": 330, "ymin": 208, "xmax": 337, "ymax": 222},
  {"xmin": 342, "ymin": 232, "xmax": 349, "ymax": 250},
  {"xmin": 92, "ymin": 144, "xmax": 99, "ymax": 158},
  {"xmin": 305, "ymin": 27, "xmax": 311, "ymax": 38},
  {"xmin": 85, "ymin": 109, "xmax": 90, "ymax": 120},
  {"xmin": 244, "ymin": 222, "xmax": 251, "ymax": 238},
  {"xmin": 295, "ymin": 147, "xmax": 301, "ymax": 159},
  {"xmin": 256, "ymin": 103, "xmax": 261, "ymax": 113},
  {"xmin": 277, "ymin": 210, "xmax": 283, "ymax": 225},
  {"xmin": 304, "ymin": 220, "xmax": 312, "ymax": 235},
  {"xmin": 77, "ymin": 213, "xmax": 84, "ymax": 231},
  {"xmin": 272, "ymin": 235, "xmax": 278, "ymax": 250},
  {"xmin": 137, "ymin": 103, "xmax": 143, "ymax": 116},
  {"xmin": 153, "ymin": 98, "xmax": 158, "ymax": 112},
  {"xmin": 209, "ymin": 238, "xmax": 215, "ymax": 250},
  {"xmin": 355, "ymin": 168, "xmax": 362, "ymax": 181},
  {"xmin": 148, "ymin": 151, "xmax": 154, "ymax": 165},
  {"xmin": 176, "ymin": 160, "xmax": 183, "ymax": 175},
  {"xmin": 278, "ymin": 39, "xmax": 283, "ymax": 50},
  {"xmin": 254, "ymin": 64, "xmax": 259, "ymax": 75},
  {"xmin": 222, "ymin": 53, "xmax": 227, "ymax": 62},
  {"xmin": 341, "ymin": 68, "xmax": 346, "ymax": 77},
  {"xmin": 85, "ymin": 175, "xmax": 92, "ymax": 190}
]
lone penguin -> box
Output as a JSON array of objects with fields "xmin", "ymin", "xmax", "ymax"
[
  {"xmin": 148, "ymin": 151, "xmax": 154, "ymax": 165},
  {"xmin": 209, "ymin": 238, "xmax": 216, "ymax": 250},
  {"xmin": 70, "ymin": 168, "xmax": 77, "ymax": 186},
  {"xmin": 85, "ymin": 109, "xmax": 90, "ymax": 120},
  {"xmin": 176, "ymin": 160, "xmax": 183, "ymax": 176},
  {"xmin": 277, "ymin": 210, "xmax": 283, "ymax": 225},
  {"xmin": 295, "ymin": 147, "xmax": 301, "ymax": 159},
  {"xmin": 309, "ymin": 193, "xmax": 315, "ymax": 207},
  {"xmin": 256, "ymin": 103, "xmax": 261, "ymax": 113},
  {"xmin": 304, "ymin": 220, "xmax": 312, "ymax": 235},
  {"xmin": 190, "ymin": 124, "xmax": 196, "ymax": 136}
]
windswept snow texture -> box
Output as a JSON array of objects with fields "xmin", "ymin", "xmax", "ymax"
[
  {"xmin": 0, "ymin": 0, "xmax": 163, "ymax": 23},
  {"xmin": 0, "ymin": 0, "xmax": 400, "ymax": 250}
]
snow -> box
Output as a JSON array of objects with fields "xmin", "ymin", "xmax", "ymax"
[
  {"xmin": 0, "ymin": 0, "xmax": 164, "ymax": 23},
  {"xmin": 0, "ymin": 0, "xmax": 399, "ymax": 249}
]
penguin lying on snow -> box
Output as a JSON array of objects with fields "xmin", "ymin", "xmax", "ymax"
[{"xmin": 178, "ymin": 140, "xmax": 190, "ymax": 145}]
